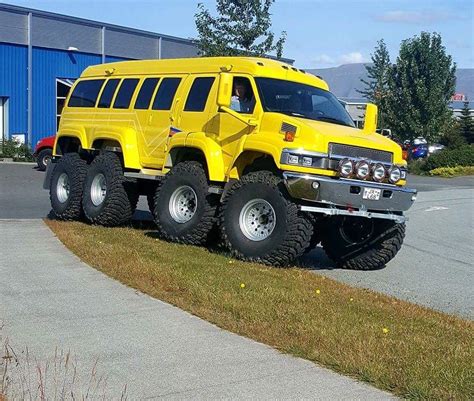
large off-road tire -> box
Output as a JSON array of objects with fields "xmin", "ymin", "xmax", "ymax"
[
  {"xmin": 304, "ymin": 213, "xmax": 322, "ymax": 254},
  {"xmin": 220, "ymin": 171, "xmax": 313, "ymax": 266},
  {"xmin": 321, "ymin": 216, "xmax": 405, "ymax": 270},
  {"xmin": 49, "ymin": 153, "xmax": 87, "ymax": 220},
  {"xmin": 153, "ymin": 161, "xmax": 217, "ymax": 244},
  {"xmin": 37, "ymin": 148, "xmax": 52, "ymax": 171},
  {"xmin": 82, "ymin": 152, "xmax": 137, "ymax": 226}
]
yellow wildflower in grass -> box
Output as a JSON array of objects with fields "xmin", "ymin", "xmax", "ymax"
[
  {"xmin": 383, "ymin": 327, "xmax": 389, "ymax": 334},
  {"xmin": 350, "ymin": 298, "xmax": 354, "ymax": 302},
  {"xmin": 315, "ymin": 289, "xmax": 321, "ymax": 295},
  {"xmin": 240, "ymin": 283, "xmax": 245, "ymax": 289}
]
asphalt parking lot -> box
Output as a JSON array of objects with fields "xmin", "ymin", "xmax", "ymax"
[{"xmin": 1, "ymin": 162, "xmax": 473, "ymax": 318}]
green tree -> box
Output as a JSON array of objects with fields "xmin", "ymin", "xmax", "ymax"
[
  {"xmin": 385, "ymin": 32, "xmax": 456, "ymax": 142},
  {"xmin": 439, "ymin": 116, "xmax": 466, "ymax": 149},
  {"xmin": 358, "ymin": 39, "xmax": 391, "ymax": 128},
  {"xmin": 195, "ymin": 0, "xmax": 286, "ymax": 58},
  {"xmin": 458, "ymin": 100, "xmax": 474, "ymax": 144}
]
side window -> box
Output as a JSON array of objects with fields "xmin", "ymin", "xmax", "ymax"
[
  {"xmin": 135, "ymin": 78, "xmax": 160, "ymax": 110},
  {"xmin": 98, "ymin": 79, "xmax": 120, "ymax": 108},
  {"xmin": 184, "ymin": 77, "xmax": 215, "ymax": 112},
  {"xmin": 68, "ymin": 79, "xmax": 104, "ymax": 107},
  {"xmin": 113, "ymin": 78, "xmax": 139, "ymax": 109},
  {"xmin": 152, "ymin": 78, "xmax": 181, "ymax": 110},
  {"xmin": 230, "ymin": 77, "xmax": 256, "ymax": 114}
]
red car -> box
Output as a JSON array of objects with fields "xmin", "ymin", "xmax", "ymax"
[{"xmin": 34, "ymin": 135, "xmax": 55, "ymax": 171}]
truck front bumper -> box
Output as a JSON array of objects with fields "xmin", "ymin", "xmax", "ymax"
[{"xmin": 283, "ymin": 172, "xmax": 417, "ymax": 223}]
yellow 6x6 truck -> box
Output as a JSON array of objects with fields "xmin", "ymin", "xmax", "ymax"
[{"xmin": 46, "ymin": 57, "xmax": 417, "ymax": 269}]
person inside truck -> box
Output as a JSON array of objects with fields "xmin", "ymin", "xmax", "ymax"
[{"xmin": 231, "ymin": 77, "xmax": 255, "ymax": 113}]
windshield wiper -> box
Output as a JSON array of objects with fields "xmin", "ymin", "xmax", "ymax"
[
  {"xmin": 278, "ymin": 110, "xmax": 309, "ymax": 118},
  {"xmin": 316, "ymin": 116, "xmax": 353, "ymax": 127}
]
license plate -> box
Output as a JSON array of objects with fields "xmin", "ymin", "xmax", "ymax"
[{"xmin": 362, "ymin": 187, "xmax": 381, "ymax": 200}]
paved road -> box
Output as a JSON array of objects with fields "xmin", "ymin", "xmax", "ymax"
[
  {"xmin": 1, "ymin": 220, "xmax": 390, "ymax": 399},
  {"xmin": 1, "ymin": 163, "xmax": 473, "ymax": 318}
]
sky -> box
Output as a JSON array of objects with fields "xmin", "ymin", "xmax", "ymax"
[{"xmin": 7, "ymin": 0, "xmax": 474, "ymax": 69}]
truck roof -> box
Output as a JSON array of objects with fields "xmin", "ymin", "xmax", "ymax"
[{"xmin": 82, "ymin": 56, "xmax": 329, "ymax": 90}]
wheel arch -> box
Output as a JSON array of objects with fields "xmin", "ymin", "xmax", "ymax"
[{"xmin": 230, "ymin": 150, "xmax": 280, "ymax": 179}]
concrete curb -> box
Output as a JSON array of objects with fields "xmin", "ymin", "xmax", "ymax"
[{"xmin": 0, "ymin": 160, "xmax": 37, "ymax": 166}]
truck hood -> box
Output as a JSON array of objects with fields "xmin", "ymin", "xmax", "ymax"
[{"xmin": 292, "ymin": 117, "xmax": 398, "ymax": 153}]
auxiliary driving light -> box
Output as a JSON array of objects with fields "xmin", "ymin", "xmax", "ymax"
[
  {"xmin": 338, "ymin": 158, "xmax": 354, "ymax": 177},
  {"xmin": 372, "ymin": 163, "xmax": 386, "ymax": 182},
  {"xmin": 389, "ymin": 166, "xmax": 402, "ymax": 184},
  {"xmin": 355, "ymin": 160, "xmax": 370, "ymax": 180}
]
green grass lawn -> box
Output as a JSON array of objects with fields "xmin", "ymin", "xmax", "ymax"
[{"xmin": 46, "ymin": 219, "xmax": 473, "ymax": 400}]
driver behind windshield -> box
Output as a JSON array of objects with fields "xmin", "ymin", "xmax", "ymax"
[{"xmin": 231, "ymin": 78, "xmax": 255, "ymax": 114}]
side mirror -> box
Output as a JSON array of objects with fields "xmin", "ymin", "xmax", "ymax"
[
  {"xmin": 217, "ymin": 72, "xmax": 233, "ymax": 108},
  {"xmin": 363, "ymin": 103, "xmax": 378, "ymax": 133}
]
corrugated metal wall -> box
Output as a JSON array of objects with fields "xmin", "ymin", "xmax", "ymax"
[
  {"xmin": 0, "ymin": 43, "xmax": 28, "ymax": 136},
  {"xmin": 0, "ymin": 4, "xmax": 202, "ymax": 145},
  {"xmin": 32, "ymin": 48, "xmax": 102, "ymax": 144}
]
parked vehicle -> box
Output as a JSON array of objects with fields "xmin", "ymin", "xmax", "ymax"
[
  {"xmin": 44, "ymin": 57, "xmax": 416, "ymax": 269},
  {"xmin": 428, "ymin": 143, "xmax": 445, "ymax": 155},
  {"xmin": 33, "ymin": 135, "xmax": 55, "ymax": 171}
]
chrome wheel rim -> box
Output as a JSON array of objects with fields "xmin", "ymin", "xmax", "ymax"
[
  {"xmin": 90, "ymin": 173, "xmax": 107, "ymax": 206},
  {"xmin": 169, "ymin": 185, "xmax": 197, "ymax": 223},
  {"xmin": 239, "ymin": 199, "xmax": 276, "ymax": 241},
  {"xmin": 56, "ymin": 173, "xmax": 69, "ymax": 203}
]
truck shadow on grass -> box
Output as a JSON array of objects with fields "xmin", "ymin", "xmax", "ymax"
[
  {"xmin": 48, "ymin": 209, "xmax": 341, "ymax": 271},
  {"xmin": 130, "ymin": 215, "xmax": 340, "ymax": 271}
]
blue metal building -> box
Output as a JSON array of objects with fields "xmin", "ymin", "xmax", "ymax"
[{"xmin": 0, "ymin": 3, "xmax": 200, "ymax": 147}]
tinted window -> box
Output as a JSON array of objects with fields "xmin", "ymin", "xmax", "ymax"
[
  {"xmin": 98, "ymin": 79, "xmax": 120, "ymax": 108},
  {"xmin": 135, "ymin": 78, "xmax": 160, "ymax": 110},
  {"xmin": 68, "ymin": 79, "xmax": 104, "ymax": 107},
  {"xmin": 255, "ymin": 77, "xmax": 355, "ymax": 127},
  {"xmin": 152, "ymin": 78, "xmax": 181, "ymax": 110},
  {"xmin": 113, "ymin": 79, "xmax": 139, "ymax": 109},
  {"xmin": 184, "ymin": 77, "xmax": 215, "ymax": 112}
]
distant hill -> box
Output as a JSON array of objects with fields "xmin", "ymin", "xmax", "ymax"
[{"xmin": 307, "ymin": 64, "xmax": 474, "ymax": 101}]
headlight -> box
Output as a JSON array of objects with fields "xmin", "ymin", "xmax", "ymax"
[
  {"xmin": 287, "ymin": 154, "xmax": 299, "ymax": 164},
  {"xmin": 338, "ymin": 158, "xmax": 354, "ymax": 178},
  {"xmin": 355, "ymin": 160, "xmax": 370, "ymax": 180},
  {"xmin": 372, "ymin": 163, "xmax": 386, "ymax": 182},
  {"xmin": 302, "ymin": 156, "xmax": 313, "ymax": 167},
  {"xmin": 389, "ymin": 166, "xmax": 401, "ymax": 183}
]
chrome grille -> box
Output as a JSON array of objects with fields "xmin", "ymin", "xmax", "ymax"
[{"xmin": 329, "ymin": 143, "xmax": 393, "ymax": 163}]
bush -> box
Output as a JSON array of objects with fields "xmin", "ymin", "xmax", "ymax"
[
  {"xmin": 429, "ymin": 166, "xmax": 474, "ymax": 177},
  {"xmin": 423, "ymin": 145, "xmax": 474, "ymax": 171},
  {"xmin": 0, "ymin": 140, "xmax": 34, "ymax": 161},
  {"xmin": 407, "ymin": 159, "xmax": 427, "ymax": 175}
]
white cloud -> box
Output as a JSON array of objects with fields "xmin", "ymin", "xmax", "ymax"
[
  {"xmin": 313, "ymin": 52, "xmax": 368, "ymax": 67},
  {"xmin": 375, "ymin": 10, "xmax": 458, "ymax": 24},
  {"xmin": 338, "ymin": 52, "xmax": 368, "ymax": 64},
  {"xmin": 313, "ymin": 54, "xmax": 335, "ymax": 65}
]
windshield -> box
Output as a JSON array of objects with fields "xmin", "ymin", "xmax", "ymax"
[{"xmin": 255, "ymin": 78, "xmax": 355, "ymax": 128}]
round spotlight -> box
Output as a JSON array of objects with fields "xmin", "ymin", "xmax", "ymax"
[
  {"xmin": 355, "ymin": 160, "xmax": 370, "ymax": 180},
  {"xmin": 372, "ymin": 163, "xmax": 386, "ymax": 182},
  {"xmin": 338, "ymin": 158, "xmax": 354, "ymax": 178},
  {"xmin": 389, "ymin": 166, "xmax": 401, "ymax": 184}
]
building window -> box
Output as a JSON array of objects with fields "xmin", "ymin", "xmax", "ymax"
[
  {"xmin": 98, "ymin": 79, "xmax": 121, "ymax": 108},
  {"xmin": 135, "ymin": 78, "xmax": 160, "ymax": 110},
  {"xmin": 56, "ymin": 79, "xmax": 75, "ymax": 130},
  {"xmin": 68, "ymin": 79, "xmax": 105, "ymax": 108},
  {"xmin": 113, "ymin": 79, "xmax": 139, "ymax": 109},
  {"xmin": 184, "ymin": 77, "xmax": 215, "ymax": 112},
  {"xmin": 152, "ymin": 78, "xmax": 181, "ymax": 110}
]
